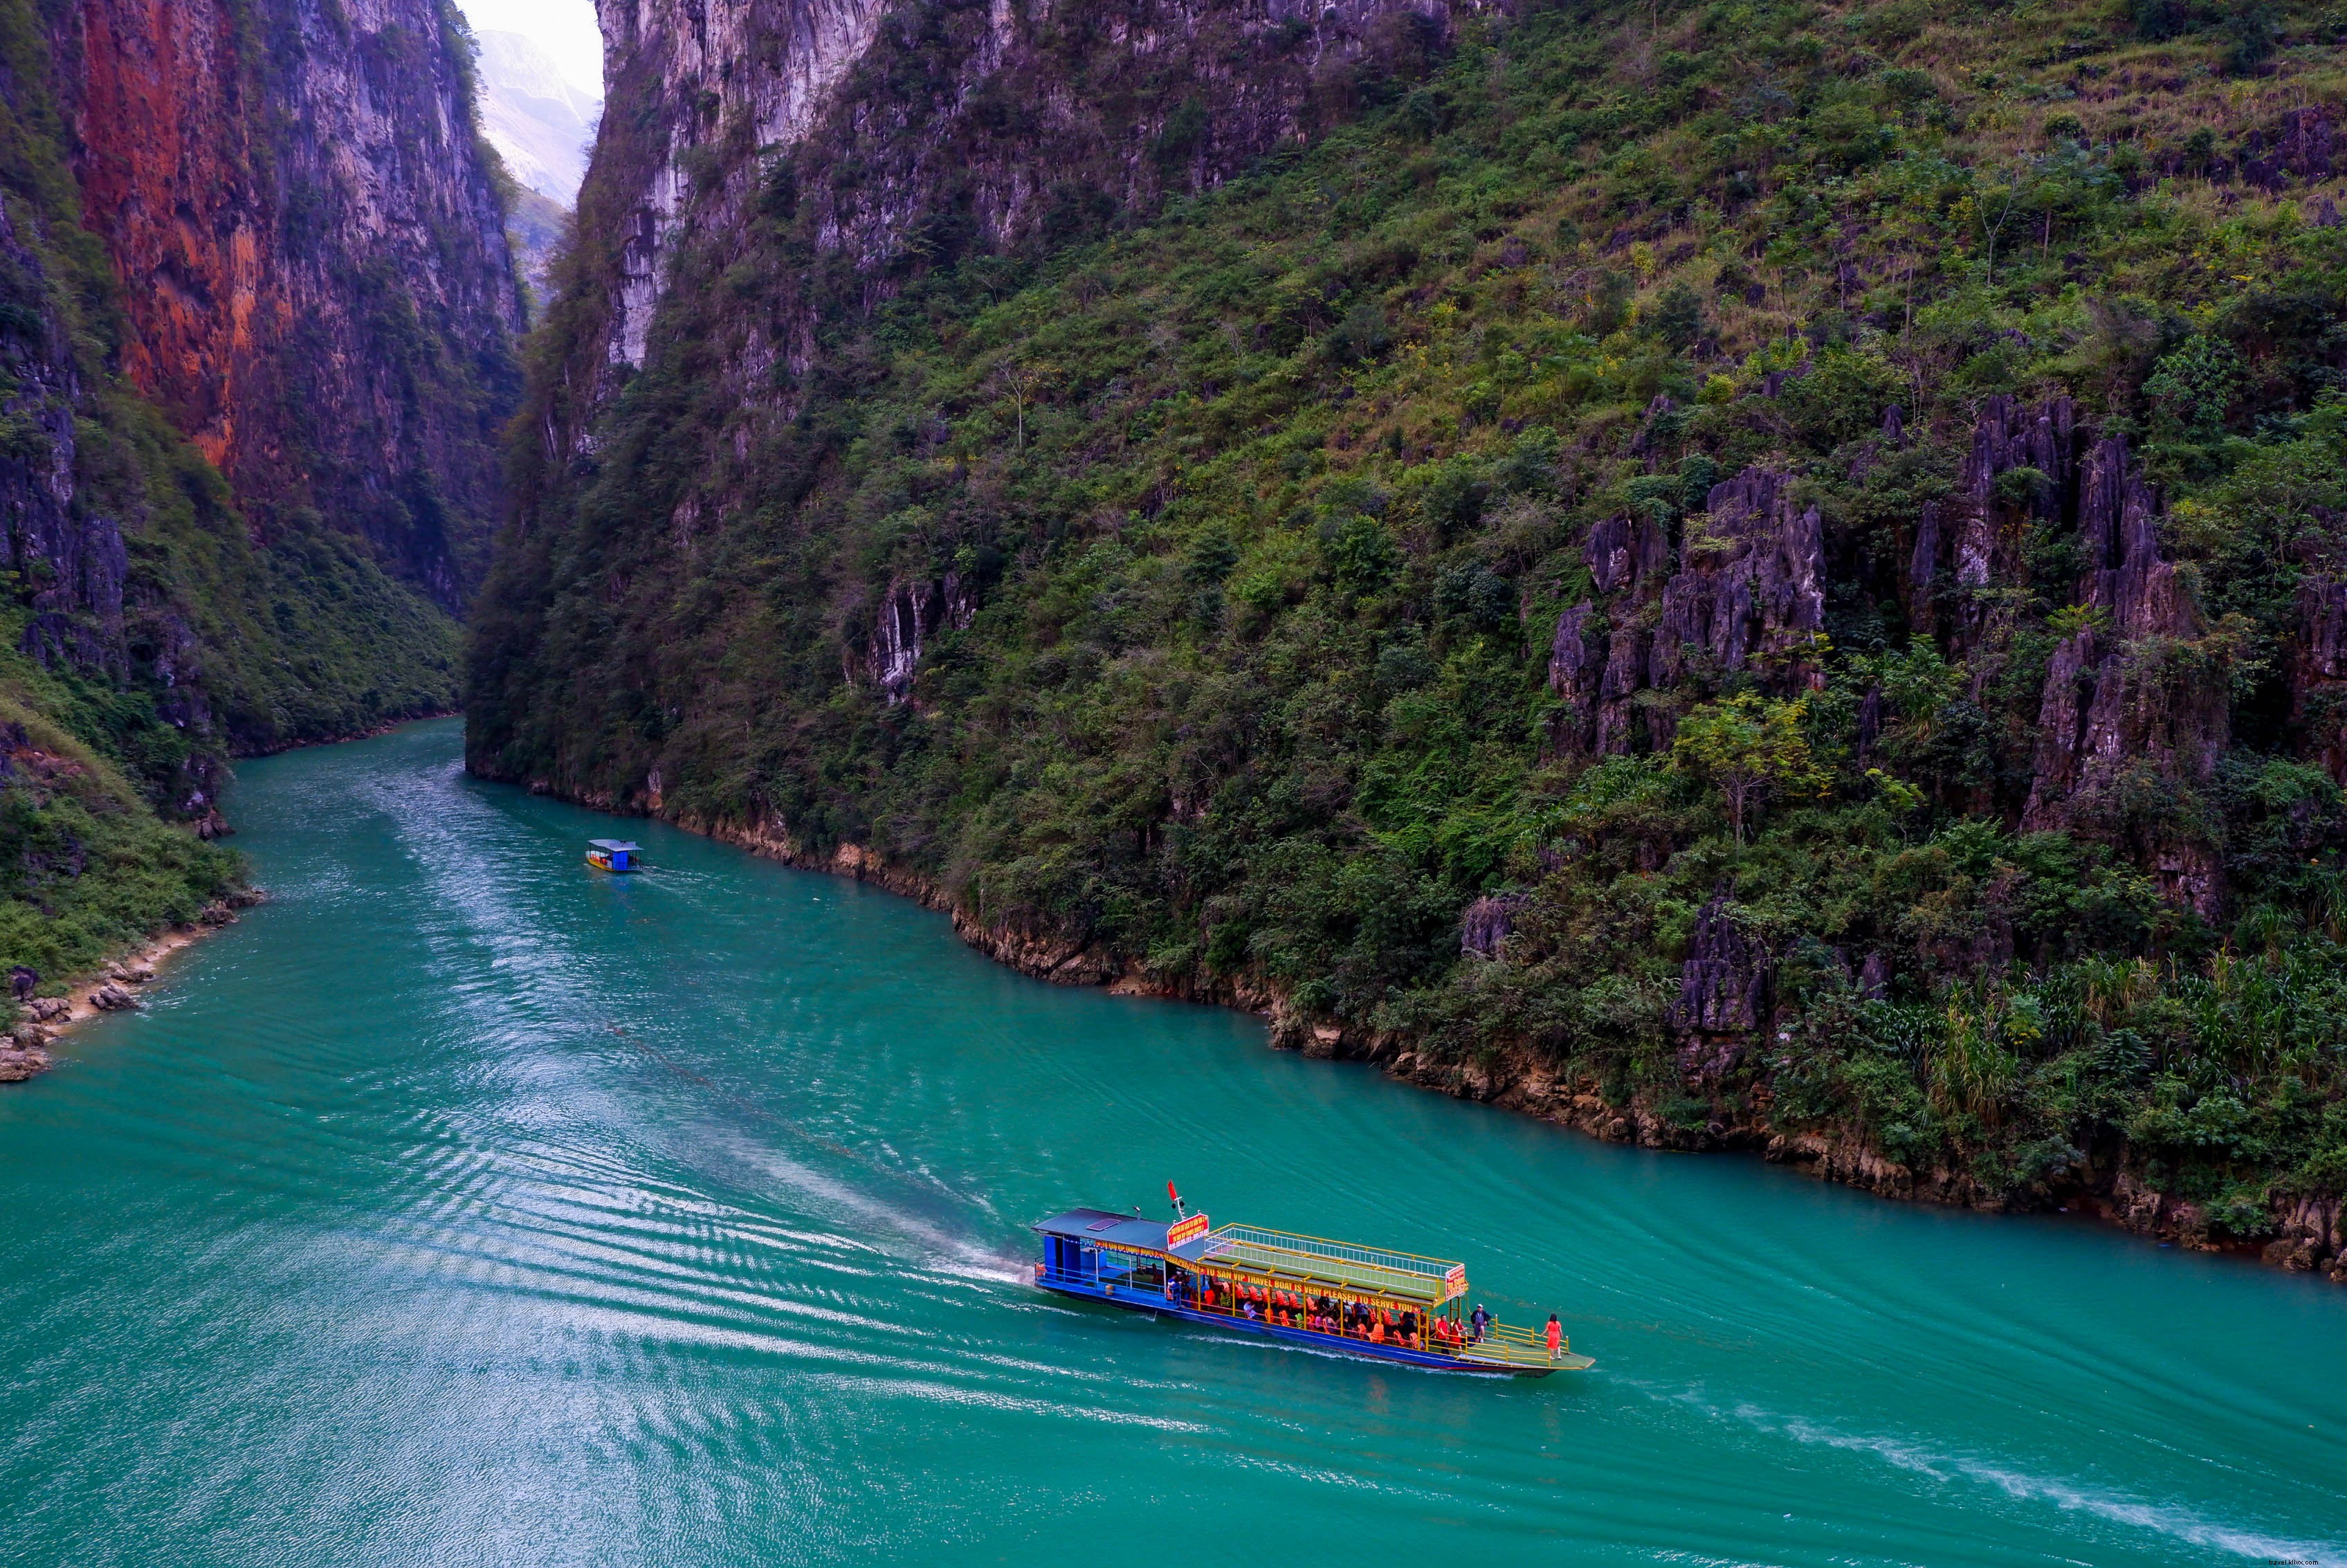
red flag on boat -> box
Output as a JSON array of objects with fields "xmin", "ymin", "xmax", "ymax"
[{"xmin": 1167, "ymin": 1180, "xmax": 1182, "ymax": 1214}]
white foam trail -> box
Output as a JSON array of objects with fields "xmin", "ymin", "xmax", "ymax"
[
  {"xmin": 1668, "ymin": 1388, "xmax": 2346, "ymax": 1565},
  {"xmin": 715, "ymin": 1133, "xmax": 1028, "ymax": 1282},
  {"xmin": 801, "ymin": 1372, "xmax": 1210, "ymax": 1432}
]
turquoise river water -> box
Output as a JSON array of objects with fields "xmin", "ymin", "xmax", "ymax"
[{"xmin": 1, "ymin": 720, "xmax": 2341, "ymax": 1565}]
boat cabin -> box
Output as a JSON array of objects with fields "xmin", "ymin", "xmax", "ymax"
[
  {"xmin": 1032, "ymin": 1206, "xmax": 1586, "ymax": 1375},
  {"xmin": 586, "ymin": 839, "xmax": 641, "ymax": 873}
]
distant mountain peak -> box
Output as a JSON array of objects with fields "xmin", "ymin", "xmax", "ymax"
[{"xmin": 473, "ymin": 28, "xmax": 601, "ymax": 206}]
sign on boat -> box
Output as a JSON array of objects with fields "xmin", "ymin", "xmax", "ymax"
[{"xmin": 1032, "ymin": 1194, "xmax": 1589, "ymax": 1376}]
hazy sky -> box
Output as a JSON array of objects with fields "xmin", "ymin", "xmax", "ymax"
[{"xmin": 454, "ymin": 0, "xmax": 603, "ymax": 101}]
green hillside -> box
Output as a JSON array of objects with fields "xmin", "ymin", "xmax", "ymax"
[
  {"xmin": 475, "ymin": 0, "xmax": 2347, "ymax": 1244},
  {"xmin": 0, "ymin": 0, "xmax": 471, "ymax": 999}
]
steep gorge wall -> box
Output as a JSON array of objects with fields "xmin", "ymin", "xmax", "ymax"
[
  {"xmin": 519, "ymin": 0, "xmax": 1483, "ymax": 462},
  {"xmin": 64, "ymin": 0, "xmax": 524, "ymax": 605},
  {"xmin": 0, "ymin": 0, "xmax": 518, "ymax": 826}
]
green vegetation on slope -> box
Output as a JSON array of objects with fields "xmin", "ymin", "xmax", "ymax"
[
  {"xmin": 0, "ymin": 0, "xmax": 466, "ymax": 992},
  {"xmin": 475, "ymin": 0, "xmax": 2347, "ymax": 1239},
  {"xmin": 0, "ymin": 690, "xmax": 240, "ymax": 980}
]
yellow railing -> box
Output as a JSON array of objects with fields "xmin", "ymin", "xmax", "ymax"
[
  {"xmin": 1199, "ymin": 1223, "xmax": 1467, "ymax": 1304},
  {"xmin": 1451, "ymin": 1320, "xmax": 1571, "ymax": 1370}
]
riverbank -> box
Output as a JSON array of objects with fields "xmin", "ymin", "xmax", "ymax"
[
  {"xmin": 0, "ymin": 705, "xmax": 436, "ymax": 1084},
  {"xmin": 229, "ymin": 709, "xmax": 461, "ymax": 760},
  {"xmin": 497, "ymin": 787, "xmax": 2347, "ymax": 1288},
  {"xmin": 0, "ymin": 891, "xmax": 262, "ymax": 1083}
]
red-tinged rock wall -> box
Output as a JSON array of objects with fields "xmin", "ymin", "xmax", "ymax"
[
  {"xmin": 64, "ymin": 0, "xmax": 524, "ymax": 605},
  {"xmin": 73, "ymin": 0, "xmax": 263, "ymax": 476}
]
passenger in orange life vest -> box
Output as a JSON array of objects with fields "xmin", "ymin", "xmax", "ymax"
[{"xmin": 1546, "ymin": 1314, "xmax": 1563, "ymax": 1355}]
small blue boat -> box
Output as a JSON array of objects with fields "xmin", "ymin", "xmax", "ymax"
[
  {"xmin": 1032, "ymin": 1198, "xmax": 1588, "ymax": 1376},
  {"xmin": 586, "ymin": 839, "xmax": 640, "ymax": 873}
]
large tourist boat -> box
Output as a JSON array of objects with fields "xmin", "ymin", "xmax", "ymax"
[{"xmin": 1032, "ymin": 1198, "xmax": 1590, "ymax": 1376}]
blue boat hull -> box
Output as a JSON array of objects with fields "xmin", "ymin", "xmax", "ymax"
[{"xmin": 1036, "ymin": 1274, "xmax": 1551, "ymax": 1376}]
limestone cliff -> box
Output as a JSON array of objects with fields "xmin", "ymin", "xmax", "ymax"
[
  {"xmin": 64, "ymin": 0, "xmax": 524, "ymax": 605},
  {"xmin": 521, "ymin": 0, "xmax": 1482, "ymax": 457},
  {"xmin": 0, "ymin": 0, "xmax": 518, "ymax": 790}
]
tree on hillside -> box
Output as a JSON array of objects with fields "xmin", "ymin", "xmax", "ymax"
[{"xmin": 1672, "ymin": 693, "xmax": 1828, "ymax": 843}]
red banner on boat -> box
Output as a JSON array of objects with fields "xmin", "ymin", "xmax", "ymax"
[
  {"xmin": 1443, "ymin": 1262, "xmax": 1467, "ymax": 1293},
  {"xmin": 1167, "ymin": 1212, "xmax": 1209, "ymax": 1247}
]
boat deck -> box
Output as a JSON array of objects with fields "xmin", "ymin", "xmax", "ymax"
[
  {"xmin": 1036, "ymin": 1266, "xmax": 1586, "ymax": 1374},
  {"xmin": 1030, "ymin": 1208, "xmax": 1589, "ymax": 1376}
]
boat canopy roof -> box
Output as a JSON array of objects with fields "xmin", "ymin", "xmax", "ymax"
[
  {"xmin": 1032, "ymin": 1209, "xmax": 1468, "ymax": 1306},
  {"xmin": 1196, "ymin": 1223, "xmax": 1467, "ymax": 1304},
  {"xmin": 1033, "ymin": 1207, "xmax": 1171, "ymax": 1252},
  {"xmin": 588, "ymin": 839, "xmax": 640, "ymax": 851}
]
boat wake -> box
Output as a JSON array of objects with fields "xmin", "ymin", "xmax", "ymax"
[
  {"xmin": 717, "ymin": 1133, "xmax": 1030, "ymax": 1285},
  {"xmin": 603, "ymin": 1020, "xmax": 1032, "ymax": 1285},
  {"xmin": 1665, "ymin": 1387, "xmax": 2344, "ymax": 1565}
]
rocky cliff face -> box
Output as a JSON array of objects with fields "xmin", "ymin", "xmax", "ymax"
[
  {"xmin": 0, "ymin": 0, "xmax": 516, "ymax": 804},
  {"xmin": 533, "ymin": 0, "xmax": 1481, "ymax": 447},
  {"xmin": 65, "ymin": 0, "xmax": 524, "ymax": 605}
]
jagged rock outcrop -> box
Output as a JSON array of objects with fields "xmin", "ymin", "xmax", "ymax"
[
  {"xmin": 66, "ymin": 0, "xmax": 524, "ymax": 603},
  {"xmin": 2240, "ymin": 106, "xmax": 2339, "ymax": 191},
  {"xmin": 1673, "ymin": 888, "xmax": 1768, "ymax": 1036},
  {"xmin": 868, "ymin": 572, "xmax": 979, "ymax": 702},
  {"xmin": 1545, "ymin": 600, "xmax": 1602, "ymax": 745},
  {"xmin": 1549, "ymin": 468, "xmax": 1822, "ymax": 754},
  {"xmin": 2020, "ymin": 434, "xmax": 2227, "ymax": 914},
  {"xmin": 1459, "ymin": 893, "xmax": 1526, "ymax": 957},
  {"xmin": 1909, "ymin": 394, "xmax": 2074, "ymax": 657},
  {"xmin": 2292, "ymin": 567, "xmax": 2347, "ymax": 783},
  {"xmin": 1652, "ymin": 468, "xmax": 1826, "ymax": 693}
]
